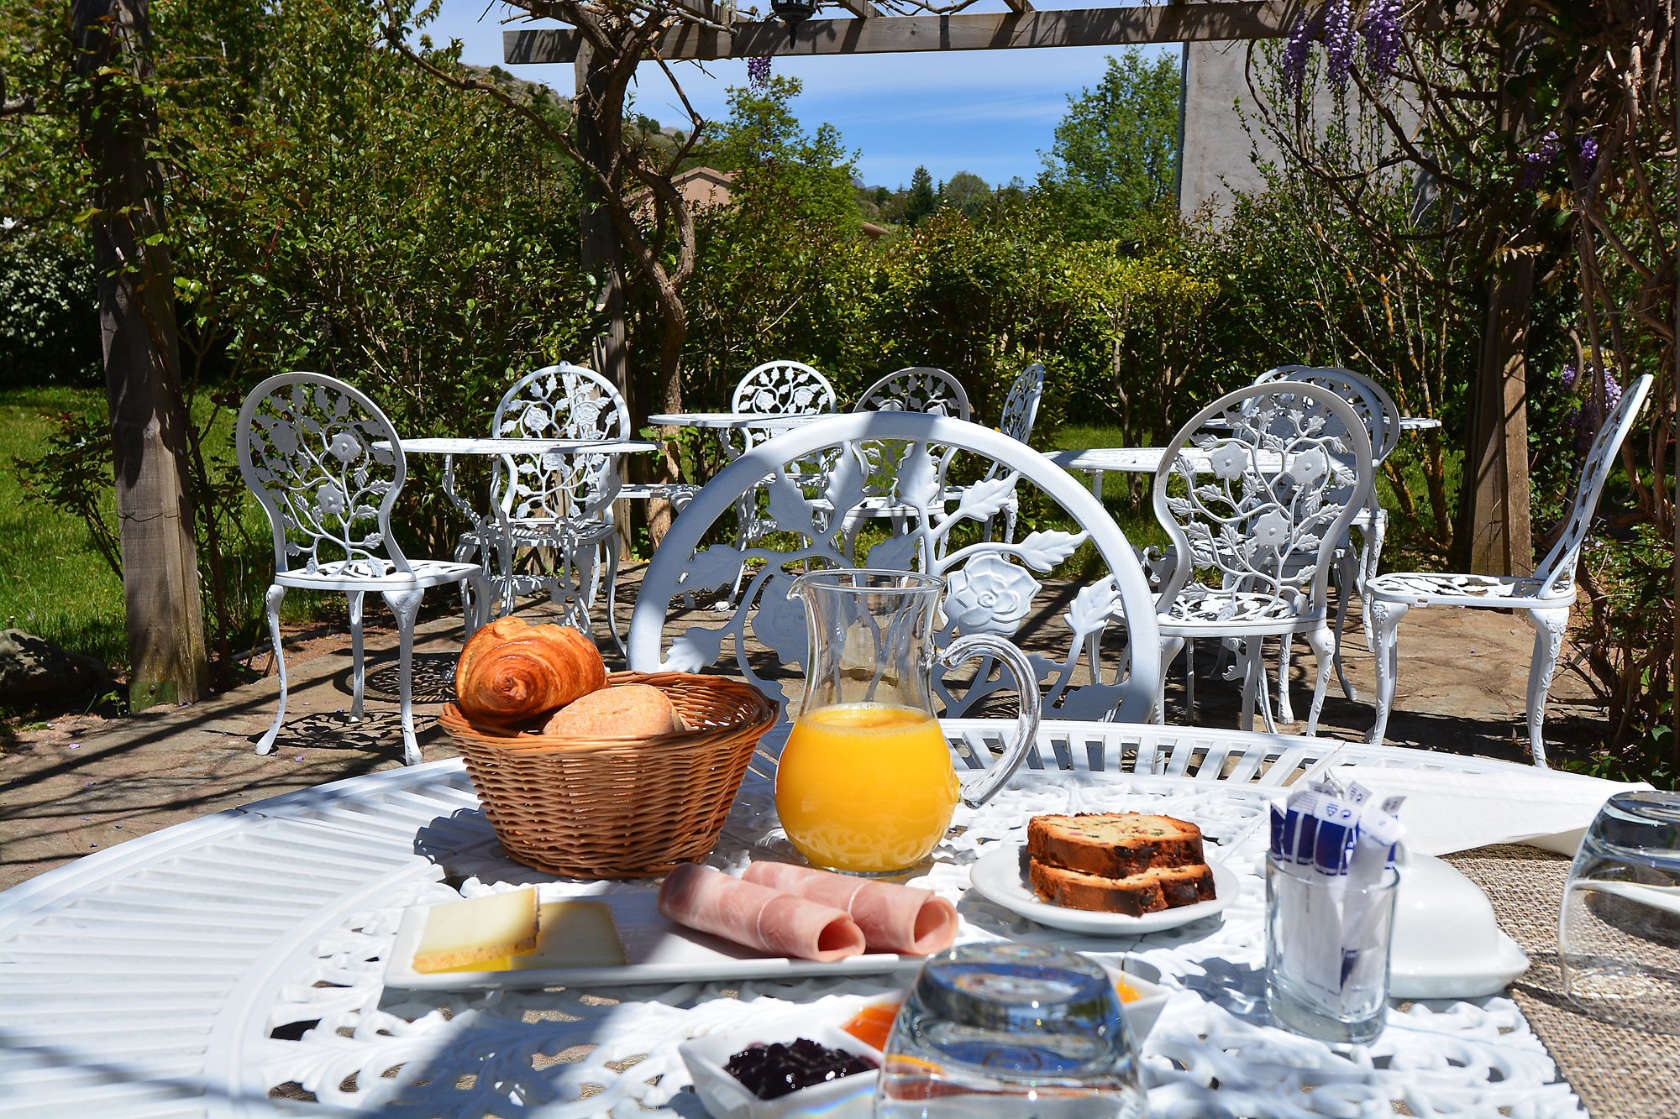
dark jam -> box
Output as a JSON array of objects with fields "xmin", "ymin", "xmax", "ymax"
[{"xmin": 723, "ymin": 1037, "xmax": 877, "ymax": 1100}]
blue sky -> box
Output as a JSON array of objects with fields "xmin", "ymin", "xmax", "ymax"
[{"xmin": 426, "ymin": 1, "xmax": 1179, "ymax": 189}]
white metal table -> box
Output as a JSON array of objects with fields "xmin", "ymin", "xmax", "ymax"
[
  {"xmin": 647, "ymin": 411, "xmax": 831, "ymax": 432},
  {"xmin": 1047, "ymin": 446, "xmax": 1288, "ymax": 501},
  {"xmin": 0, "ymin": 720, "xmax": 1590, "ymax": 1116}
]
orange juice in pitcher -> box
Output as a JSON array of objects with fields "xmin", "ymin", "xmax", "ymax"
[
  {"xmin": 776, "ymin": 570, "xmax": 1041, "ymax": 875},
  {"xmin": 778, "ymin": 703, "xmax": 958, "ymax": 873}
]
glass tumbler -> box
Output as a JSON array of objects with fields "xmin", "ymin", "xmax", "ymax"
[
  {"xmin": 1266, "ymin": 855, "xmax": 1400, "ymax": 1045},
  {"xmin": 1560, "ymin": 790, "xmax": 1680, "ymax": 1033},
  {"xmin": 875, "ymin": 942, "xmax": 1146, "ymax": 1118}
]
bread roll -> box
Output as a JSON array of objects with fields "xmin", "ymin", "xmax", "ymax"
[
  {"xmin": 544, "ymin": 683, "xmax": 683, "ymax": 739},
  {"xmin": 454, "ymin": 617, "xmax": 606, "ymax": 724}
]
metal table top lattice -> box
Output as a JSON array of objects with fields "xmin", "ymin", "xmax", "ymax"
[{"xmin": 0, "ymin": 721, "xmax": 1587, "ymax": 1117}]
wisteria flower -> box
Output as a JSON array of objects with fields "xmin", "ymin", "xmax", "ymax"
[{"xmin": 944, "ymin": 555, "xmax": 1039, "ymax": 635}]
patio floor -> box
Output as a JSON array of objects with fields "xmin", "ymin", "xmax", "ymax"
[{"xmin": 0, "ymin": 562, "xmax": 1602, "ymax": 891}]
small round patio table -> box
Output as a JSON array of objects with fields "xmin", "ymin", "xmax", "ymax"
[
  {"xmin": 384, "ymin": 436, "xmax": 658, "ymax": 634},
  {"xmin": 1047, "ymin": 446, "xmax": 1288, "ymax": 500},
  {"xmin": 0, "ymin": 720, "xmax": 1590, "ymax": 1116}
]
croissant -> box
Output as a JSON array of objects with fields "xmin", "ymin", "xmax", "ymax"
[{"xmin": 454, "ymin": 617, "xmax": 606, "ymax": 724}]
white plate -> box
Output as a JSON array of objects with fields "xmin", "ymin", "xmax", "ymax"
[
  {"xmin": 383, "ymin": 886, "xmax": 924, "ymax": 990},
  {"xmin": 968, "ymin": 843, "xmax": 1237, "ymax": 935}
]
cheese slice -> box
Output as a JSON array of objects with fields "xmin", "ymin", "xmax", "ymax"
[
  {"xmin": 412, "ymin": 888, "xmax": 539, "ymax": 973},
  {"xmin": 426, "ymin": 901, "xmax": 627, "ymax": 973}
]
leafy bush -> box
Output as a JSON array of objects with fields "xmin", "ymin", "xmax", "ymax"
[{"xmin": 0, "ymin": 229, "xmax": 100, "ymax": 387}]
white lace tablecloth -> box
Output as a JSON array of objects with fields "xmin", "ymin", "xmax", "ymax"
[{"xmin": 0, "ymin": 722, "xmax": 1585, "ymax": 1117}]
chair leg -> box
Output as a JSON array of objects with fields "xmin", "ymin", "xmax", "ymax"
[
  {"xmin": 1276, "ymin": 635, "xmax": 1295, "ymax": 725},
  {"xmin": 1155, "ymin": 636, "xmax": 1183, "ymax": 724},
  {"xmin": 1523, "ymin": 607, "xmax": 1569, "ymax": 768},
  {"xmin": 603, "ymin": 542, "xmax": 625, "ymax": 656},
  {"xmin": 382, "ymin": 588, "xmax": 424, "ymax": 766},
  {"xmin": 1333, "ymin": 550, "xmax": 1359, "ymax": 702},
  {"xmin": 454, "ymin": 538, "xmax": 478, "ymax": 634},
  {"xmin": 256, "ymin": 584, "xmax": 287, "ymax": 755},
  {"xmin": 1303, "ymin": 624, "xmax": 1336, "ymax": 738},
  {"xmin": 1184, "ymin": 638, "xmax": 1196, "ymax": 719},
  {"xmin": 1361, "ymin": 513, "xmax": 1388, "ymax": 651},
  {"xmin": 347, "ymin": 590, "xmax": 366, "ymax": 720},
  {"xmin": 1239, "ymin": 639, "xmax": 1259, "ymax": 734},
  {"xmin": 1249, "ymin": 640, "xmax": 1279, "ymax": 735},
  {"xmin": 1366, "ymin": 599, "xmax": 1410, "ymax": 745}
]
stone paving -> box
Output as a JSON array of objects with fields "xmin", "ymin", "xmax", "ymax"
[{"xmin": 0, "ymin": 562, "xmax": 1600, "ymax": 891}]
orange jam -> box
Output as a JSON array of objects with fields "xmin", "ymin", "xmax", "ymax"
[
  {"xmin": 1113, "ymin": 978, "xmax": 1141, "ymax": 1003},
  {"xmin": 841, "ymin": 1000, "xmax": 902, "ymax": 1051}
]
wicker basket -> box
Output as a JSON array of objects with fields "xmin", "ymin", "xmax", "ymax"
[{"xmin": 439, "ymin": 672, "xmax": 779, "ymax": 878}]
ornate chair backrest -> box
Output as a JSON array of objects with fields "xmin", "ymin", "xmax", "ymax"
[
  {"xmin": 999, "ymin": 363, "xmax": 1046, "ymax": 446},
  {"xmin": 1152, "ymin": 382, "xmax": 1373, "ymax": 624},
  {"xmin": 236, "ymin": 372, "xmax": 409, "ymax": 576},
  {"xmin": 628, "ymin": 412, "xmax": 1162, "ymax": 724},
  {"xmin": 852, "ymin": 367, "xmax": 973, "ymax": 422},
  {"xmin": 1259, "ymin": 364, "xmax": 1400, "ymax": 465},
  {"xmin": 1534, "ymin": 373, "xmax": 1652, "ymax": 598},
  {"xmin": 490, "ymin": 363, "xmax": 628, "ymax": 523},
  {"xmin": 729, "ymin": 360, "xmax": 837, "ymax": 454}
]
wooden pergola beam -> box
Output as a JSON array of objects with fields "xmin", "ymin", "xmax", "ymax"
[{"xmin": 505, "ymin": 1, "xmax": 1316, "ymax": 62}]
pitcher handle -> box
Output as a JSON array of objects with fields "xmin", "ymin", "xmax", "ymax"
[{"xmin": 940, "ymin": 633, "xmax": 1042, "ymax": 809}]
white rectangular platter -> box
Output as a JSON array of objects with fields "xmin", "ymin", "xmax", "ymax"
[{"xmin": 383, "ymin": 884, "xmax": 924, "ymax": 990}]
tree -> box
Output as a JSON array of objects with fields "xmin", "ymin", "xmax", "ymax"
[
  {"xmin": 904, "ymin": 166, "xmax": 936, "ymax": 226},
  {"xmin": 1039, "ymin": 50, "xmax": 1181, "ymax": 240},
  {"xmin": 938, "ymin": 171, "xmax": 990, "ymax": 216},
  {"xmin": 72, "ymin": 0, "xmax": 207, "ymax": 708}
]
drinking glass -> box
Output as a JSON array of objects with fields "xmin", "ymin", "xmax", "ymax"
[
  {"xmin": 1559, "ymin": 790, "xmax": 1680, "ymax": 1033},
  {"xmin": 1266, "ymin": 854, "xmax": 1400, "ymax": 1045},
  {"xmin": 875, "ymin": 942, "xmax": 1146, "ymax": 1118}
]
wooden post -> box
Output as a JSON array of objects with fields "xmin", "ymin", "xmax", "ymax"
[
  {"xmin": 575, "ymin": 43, "xmax": 635, "ymax": 559},
  {"xmin": 1460, "ymin": 256, "xmax": 1536, "ymax": 576},
  {"xmin": 73, "ymin": 0, "xmax": 207, "ymax": 708}
]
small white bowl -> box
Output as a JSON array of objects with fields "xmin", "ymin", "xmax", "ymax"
[
  {"xmin": 1106, "ymin": 958, "xmax": 1171, "ymax": 1042},
  {"xmin": 679, "ymin": 1023, "xmax": 883, "ymax": 1119}
]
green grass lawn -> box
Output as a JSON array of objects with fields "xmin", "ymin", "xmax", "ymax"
[
  {"xmin": 0, "ymin": 385, "xmax": 333, "ymax": 678},
  {"xmin": 0, "ymin": 385, "xmax": 129, "ymax": 668}
]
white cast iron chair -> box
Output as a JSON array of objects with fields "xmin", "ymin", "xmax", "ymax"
[
  {"xmin": 237, "ymin": 373, "xmax": 487, "ymax": 766},
  {"xmin": 1257, "ymin": 365, "xmax": 1396, "ymax": 717},
  {"xmin": 721, "ymin": 360, "xmax": 839, "ymax": 600},
  {"xmin": 988, "ymin": 362, "xmax": 1048, "ymax": 543},
  {"xmin": 1367, "ymin": 374, "xmax": 1652, "ymax": 766},
  {"xmin": 852, "ymin": 366, "xmax": 973, "ymax": 421},
  {"xmin": 1152, "ymin": 381, "xmax": 1373, "ymax": 736},
  {"xmin": 627, "ymin": 411, "xmax": 1161, "ymax": 726},
  {"xmin": 462, "ymin": 363, "xmax": 693, "ymax": 650},
  {"xmin": 453, "ymin": 364, "xmax": 626, "ymax": 645}
]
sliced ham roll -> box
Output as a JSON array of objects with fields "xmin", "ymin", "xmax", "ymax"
[
  {"xmin": 657, "ymin": 863, "xmax": 867, "ymax": 962},
  {"xmin": 741, "ymin": 861, "xmax": 959, "ymax": 956}
]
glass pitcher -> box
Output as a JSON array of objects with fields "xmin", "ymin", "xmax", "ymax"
[{"xmin": 775, "ymin": 569, "xmax": 1042, "ymax": 875}]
